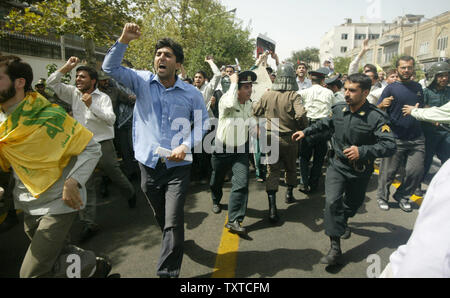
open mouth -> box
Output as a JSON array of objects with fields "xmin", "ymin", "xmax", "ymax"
[{"xmin": 159, "ymin": 65, "xmax": 167, "ymax": 70}]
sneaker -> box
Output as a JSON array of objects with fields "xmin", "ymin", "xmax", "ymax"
[
  {"xmin": 212, "ymin": 204, "xmax": 221, "ymax": 214},
  {"xmin": 377, "ymin": 199, "xmax": 390, "ymax": 211},
  {"xmin": 414, "ymin": 187, "xmax": 425, "ymax": 197},
  {"xmin": 399, "ymin": 199, "xmax": 412, "ymax": 213}
]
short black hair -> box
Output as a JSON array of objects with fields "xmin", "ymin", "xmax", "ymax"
[
  {"xmin": 195, "ymin": 70, "xmax": 207, "ymax": 79},
  {"xmin": 225, "ymin": 65, "xmax": 235, "ymax": 72},
  {"xmin": 298, "ymin": 62, "xmax": 308, "ymax": 70},
  {"xmin": 76, "ymin": 66, "xmax": 98, "ymax": 83},
  {"xmin": 155, "ymin": 38, "xmax": 184, "ymax": 64},
  {"xmin": 347, "ymin": 73, "xmax": 372, "ymax": 91},
  {"xmin": 396, "ymin": 56, "xmax": 415, "ymax": 68},
  {"xmin": 364, "ymin": 64, "xmax": 377, "ymax": 74},
  {"xmin": 0, "ymin": 55, "xmax": 33, "ymax": 92}
]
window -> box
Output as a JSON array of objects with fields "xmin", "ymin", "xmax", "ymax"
[
  {"xmin": 341, "ymin": 33, "xmax": 348, "ymax": 40},
  {"xmin": 438, "ymin": 36, "xmax": 448, "ymax": 51},
  {"xmin": 340, "ymin": 47, "xmax": 348, "ymax": 53},
  {"xmin": 355, "ymin": 34, "xmax": 366, "ymax": 40},
  {"xmin": 368, "ymin": 34, "xmax": 380, "ymax": 40},
  {"xmin": 419, "ymin": 42, "xmax": 430, "ymax": 55}
]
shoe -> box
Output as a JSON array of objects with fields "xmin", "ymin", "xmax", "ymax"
[
  {"xmin": 377, "ymin": 199, "xmax": 390, "ymax": 211},
  {"xmin": 225, "ymin": 220, "xmax": 247, "ymax": 235},
  {"xmin": 320, "ymin": 237, "xmax": 342, "ymax": 265},
  {"xmin": 212, "ymin": 203, "xmax": 221, "ymax": 214},
  {"xmin": 267, "ymin": 192, "xmax": 279, "ymax": 223},
  {"xmin": 285, "ymin": 186, "xmax": 296, "ymax": 204},
  {"xmin": 79, "ymin": 224, "xmax": 100, "ymax": 243},
  {"xmin": 399, "ymin": 199, "xmax": 412, "ymax": 213},
  {"xmin": 91, "ymin": 256, "xmax": 112, "ymax": 278},
  {"xmin": 298, "ymin": 185, "xmax": 311, "ymax": 194},
  {"xmin": 320, "ymin": 247, "xmax": 342, "ymax": 265},
  {"xmin": 256, "ymin": 178, "xmax": 265, "ymax": 183},
  {"xmin": 414, "ymin": 187, "xmax": 425, "ymax": 197},
  {"xmin": 128, "ymin": 193, "xmax": 137, "ymax": 208},
  {"xmin": 341, "ymin": 227, "xmax": 351, "ymax": 240}
]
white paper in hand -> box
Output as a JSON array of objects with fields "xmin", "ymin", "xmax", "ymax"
[{"xmin": 156, "ymin": 146, "xmax": 193, "ymax": 162}]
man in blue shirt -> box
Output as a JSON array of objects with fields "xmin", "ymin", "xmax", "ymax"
[
  {"xmin": 102, "ymin": 23, "xmax": 209, "ymax": 278},
  {"xmin": 376, "ymin": 56, "xmax": 425, "ymax": 213}
]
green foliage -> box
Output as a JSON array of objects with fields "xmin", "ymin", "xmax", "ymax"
[
  {"xmin": 286, "ymin": 48, "xmax": 320, "ymax": 68},
  {"xmin": 46, "ymin": 63, "xmax": 71, "ymax": 83},
  {"xmin": 125, "ymin": 0, "xmax": 255, "ymax": 78},
  {"xmin": 333, "ymin": 57, "xmax": 352, "ymax": 75}
]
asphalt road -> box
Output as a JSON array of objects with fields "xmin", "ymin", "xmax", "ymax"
[{"xmin": 2, "ymin": 158, "xmax": 440, "ymax": 279}]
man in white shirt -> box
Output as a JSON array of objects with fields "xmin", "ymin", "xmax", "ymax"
[
  {"xmin": 297, "ymin": 67, "xmax": 334, "ymax": 193},
  {"xmin": 296, "ymin": 62, "xmax": 312, "ymax": 91},
  {"xmin": 47, "ymin": 57, "xmax": 136, "ymax": 242}
]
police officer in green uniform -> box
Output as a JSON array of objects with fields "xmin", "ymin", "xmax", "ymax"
[
  {"xmin": 292, "ymin": 73, "xmax": 397, "ymax": 265},
  {"xmin": 210, "ymin": 70, "xmax": 257, "ymax": 235},
  {"xmin": 415, "ymin": 61, "xmax": 450, "ymax": 196}
]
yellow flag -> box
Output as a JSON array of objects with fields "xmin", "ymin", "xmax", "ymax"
[{"xmin": 0, "ymin": 92, "xmax": 93, "ymax": 197}]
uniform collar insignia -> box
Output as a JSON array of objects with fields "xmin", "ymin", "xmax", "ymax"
[
  {"xmin": 342, "ymin": 107, "xmax": 347, "ymax": 112},
  {"xmin": 359, "ymin": 111, "xmax": 366, "ymax": 116}
]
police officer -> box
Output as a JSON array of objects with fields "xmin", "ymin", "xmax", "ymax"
[
  {"xmin": 253, "ymin": 63, "xmax": 308, "ymax": 222},
  {"xmin": 325, "ymin": 74, "xmax": 345, "ymax": 106},
  {"xmin": 292, "ymin": 73, "xmax": 396, "ymax": 266},
  {"xmin": 297, "ymin": 67, "xmax": 334, "ymax": 193},
  {"xmin": 210, "ymin": 70, "xmax": 257, "ymax": 235},
  {"xmin": 414, "ymin": 61, "xmax": 450, "ymax": 196}
]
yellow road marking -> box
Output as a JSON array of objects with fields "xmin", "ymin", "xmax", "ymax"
[
  {"xmin": 374, "ymin": 167, "xmax": 423, "ymax": 206},
  {"xmin": 212, "ymin": 215, "xmax": 240, "ymax": 278}
]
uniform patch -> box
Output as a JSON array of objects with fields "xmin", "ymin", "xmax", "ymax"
[{"xmin": 382, "ymin": 124, "xmax": 391, "ymax": 133}]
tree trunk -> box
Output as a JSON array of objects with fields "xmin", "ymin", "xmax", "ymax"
[{"xmin": 83, "ymin": 38, "xmax": 97, "ymax": 69}]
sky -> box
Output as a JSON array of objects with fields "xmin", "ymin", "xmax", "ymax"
[{"xmin": 220, "ymin": 0, "xmax": 449, "ymax": 65}]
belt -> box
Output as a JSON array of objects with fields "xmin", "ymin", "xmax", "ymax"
[{"xmin": 335, "ymin": 155, "xmax": 370, "ymax": 173}]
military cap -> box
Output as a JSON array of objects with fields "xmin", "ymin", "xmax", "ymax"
[
  {"xmin": 325, "ymin": 74, "xmax": 343, "ymax": 88},
  {"xmin": 238, "ymin": 71, "xmax": 257, "ymax": 84},
  {"xmin": 308, "ymin": 67, "xmax": 330, "ymax": 78}
]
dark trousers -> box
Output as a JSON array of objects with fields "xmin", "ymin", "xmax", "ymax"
[
  {"xmin": 422, "ymin": 129, "xmax": 450, "ymax": 182},
  {"xmin": 324, "ymin": 164, "xmax": 372, "ymax": 237},
  {"xmin": 210, "ymin": 153, "xmax": 249, "ymax": 223},
  {"xmin": 299, "ymin": 138, "xmax": 328, "ymax": 188},
  {"xmin": 139, "ymin": 161, "xmax": 191, "ymax": 278}
]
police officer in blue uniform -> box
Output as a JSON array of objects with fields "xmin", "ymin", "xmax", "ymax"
[{"xmin": 292, "ymin": 73, "xmax": 397, "ymax": 266}]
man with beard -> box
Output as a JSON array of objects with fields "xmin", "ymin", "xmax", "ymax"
[
  {"xmin": 292, "ymin": 73, "xmax": 396, "ymax": 266},
  {"xmin": 0, "ymin": 55, "xmax": 109, "ymax": 277},
  {"xmin": 376, "ymin": 56, "xmax": 425, "ymax": 213},
  {"xmin": 296, "ymin": 62, "xmax": 312, "ymax": 91},
  {"xmin": 47, "ymin": 57, "xmax": 136, "ymax": 243}
]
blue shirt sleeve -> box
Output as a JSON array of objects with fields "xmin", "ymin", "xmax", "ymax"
[
  {"xmin": 377, "ymin": 85, "xmax": 391, "ymax": 105},
  {"xmin": 102, "ymin": 41, "xmax": 151, "ymax": 99}
]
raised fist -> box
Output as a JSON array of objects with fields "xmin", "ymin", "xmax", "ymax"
[{"xmin": 119, "ymin": 23, "xmax": 141, "ymax": 44}]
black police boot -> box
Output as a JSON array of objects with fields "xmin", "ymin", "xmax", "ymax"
[
  {"xmin": 285, "ymin": 185, "xmax": 296, "ymax": 204},
  {"xmin": 320, "ymin": 237, "xmax": 342, "ymax": 266},
  {"xmin": 267, "ymin": 191, "xmax": 279, "ymax": 223}
]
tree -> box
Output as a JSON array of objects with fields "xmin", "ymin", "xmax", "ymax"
[
  {"xmin": 4, "ymin": 0, "xmax": 133, "ymax": 67},
  {"xmin": 333, "ymin": 57, "xmax": 352, "ymax": 75},
  {"xmin": 286, "ymin": 48, "xmax": 320, "ymax": 69},
  {"xmin": 125, "ymin": 0, "xmax": 255, "ymax": 78}
]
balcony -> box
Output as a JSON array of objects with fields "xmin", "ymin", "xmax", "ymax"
[{"xmin": 378, "ymin": 35, "xmax": 400, "ymax": 46}]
